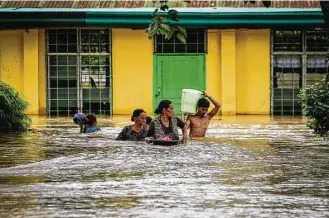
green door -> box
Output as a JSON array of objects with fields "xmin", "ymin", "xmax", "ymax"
[{"xmin": 154, "ymin": 55, "xmax": 205, "ymax": 115}]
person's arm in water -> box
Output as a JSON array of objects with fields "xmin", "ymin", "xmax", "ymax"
[
  {"xmin": 180, "ymin": 110, "xmax": 185, "ymax": 122},
  {"xmin": 79, "ymin": 124, "xmax": 84, "ymax": 133},
  {"xmin": 182, "ymin": 116, "xmax": 191, "ymax": 143},
  {"xmin": 176, "ymin": 117, "xmax": 187, "ymax": 144},
  {"xmin": 203, "ymin": 91, "xmax": 221, "ymax": 118}
]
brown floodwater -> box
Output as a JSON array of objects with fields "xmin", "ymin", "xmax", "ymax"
[{"xmin": 0, "ymin": 115, "xmax": 328, "ymax": 217}]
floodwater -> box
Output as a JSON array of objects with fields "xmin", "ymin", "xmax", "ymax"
[{"xmin": 0, "ymin": 115, "xmax": 329, "ymax": 217}]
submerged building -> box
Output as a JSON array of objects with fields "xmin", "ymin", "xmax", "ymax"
[{"xmin": 0, "ymin": 0, "xmax": 326, "ymax": 116}]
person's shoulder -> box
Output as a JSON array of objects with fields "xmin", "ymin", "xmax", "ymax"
[
  {"xmin": 123, "ymin": 125, "xmax": 133, "ymax": 130},
  {"xmin": 187, "ymin": 114, "xmax": 198, "ymax": 118},
  {"xmin": 173, "ymin": 116, "xmax": 183, "ymax": 121},
  {"xmin": 188, "ymin": 114, "xmax": 199, "ymax": 120}
]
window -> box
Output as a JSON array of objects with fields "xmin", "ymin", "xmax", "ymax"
[
  {"xmin": 47, "ymin": 29, "xmax": 111, "ymax": 116},
  {"xmin": 272, "ymin": 29, "xmax": 329, "ymax": 116},
  {"xmin": 154, "ymin": 29, "xmax": 207, "ymax": 53}
]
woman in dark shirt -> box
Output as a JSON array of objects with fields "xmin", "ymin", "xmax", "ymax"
[
  {"xmin": 147, "ymin": 100, "xmax": 187, "ymax": 143},
  {"xmin": 116, "ymin": 109, "xmax": 148, "ymax": 141}
]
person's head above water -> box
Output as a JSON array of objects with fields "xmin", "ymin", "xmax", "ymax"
[
  {"xmin": 73, "ymin": 113, "xmax": 85, "ymax": 125},
  {"xmin": 197, "ymin": 98, "xmax": 210, "ymax": 116},
  {"xmin": 85, "ymin": 114, "xmax": 97, "ymax": 126},
  {"xmin": 131, "ymin": 109, "xmax": 146, "ymax": 126},
  {"xmin": 146, "ymin": 116, "xmax": 152, "ymax": 125},
  {"xmin": 154, "ymin": 100, "xmax": 174, "ymax": 117}
]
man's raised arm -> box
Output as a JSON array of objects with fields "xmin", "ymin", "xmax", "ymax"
[{"xmin": 203, "ymin": 91, "xmax": 221, "ymax": 118}]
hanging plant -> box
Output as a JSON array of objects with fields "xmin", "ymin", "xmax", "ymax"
[{"xmin": 146, "ymin": 2, "xmax": 187, "ymax": 44}]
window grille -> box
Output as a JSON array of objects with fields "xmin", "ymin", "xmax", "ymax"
[
  {"xmin": 273, "ymin": 31, "xmax": 302, "ymax": 52},
  {"xmin": 305, "ymin": 29, "xmax": 329, "ymax": 52},
  {"xmin": 272, "ymin": 29, "xmax": 329, "ymax": 116},
  {"xmin": 154, "ymin": 29, "xmax": 207, "ymax": 53},
  {"xmin": 46, "ymin": 29, "xmax": 111, "ymax": 116}
]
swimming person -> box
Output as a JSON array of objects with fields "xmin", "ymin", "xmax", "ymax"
[
  {"xmin": 146, "ymin": 100, "xmax": 187, "ymax": 143},
  {"xmin": 183, "ymin": 91, "xmax": 220, "ymax": 138},
  {"xmin": 116, "ymin": 109, "xmax": 148, "ymax": 141},
  {"xmin": 73, "ymin": 113, "xmax": 101, "ymax": 133},
  {"xmin": 73, "ymin": 113, "xmax": 85, "ymax": 133}
]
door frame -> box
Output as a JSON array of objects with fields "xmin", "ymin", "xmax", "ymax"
[{"xmin": 153, "ymin": 53, "xmax": 206, "ymax": 115}]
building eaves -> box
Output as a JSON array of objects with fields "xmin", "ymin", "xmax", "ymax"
[{"xmin": 0, "ymin": 0, "xmax": 320, "ymax": 9}]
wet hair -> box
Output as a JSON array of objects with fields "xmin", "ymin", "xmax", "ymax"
[
  {"xmin": 154, "ymin": 100, "xmax": 172, "ymax": 114},
  {"xmin": 197, "ymin": 98, "xmax": 210, "ymax": 108},
  {"xmin": 146, "ymin": 116, "xmax": 152, "ymax": 125},
  {"xmin": 73, "ymin": 113, "xmax": 85, "ymax": 125},
  {"xmin": 85, "ymin": 114, "xmax": 97, "ymax": 125},
  {"xmin": 131, "ymin": 109, "xmax": 145, "ymax": 122}
]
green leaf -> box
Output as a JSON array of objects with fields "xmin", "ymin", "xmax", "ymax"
[
  {"xmin": 152, "ymin": 8, "xmax": 159, "ymax": 17},
  {"xmin": 0, "ymin": 81, "xmax": 31, "ymax": 132},
  {"xmin": 160, "ymin": 5, "xmax": 169, "ymax": 11},
  {"xmin": 176, "ymin": 32, "xmax": 186, "ymax": 44},
  {"xmin": 262, "ymin": 1, "xmax": 271, "ymax": 8},
  {"xmin": 176, "ymin": 25, "xmax": 187, "ymax": 38},
  {"xmin": 168, "ymin": 9, "xmax": 179, "ymax": 21},
  {"xmin": 160, "ymin": 23, "xmax": 171, "ymax": 32},
  {"xmin": 168, "ymin": 9, "xmax": 178, "ymax": 17},
  {"xmin": 147, "ymin": 22, "xmax": 159, "ymax": 38},
  {"xmin": 166, "ymin": 29, "xmax": 175, "ymax": 40}
]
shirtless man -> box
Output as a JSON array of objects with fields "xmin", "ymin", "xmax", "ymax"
[{"xmin": 183, "ymin": 91, "xmax": 220, "ymax": 141}]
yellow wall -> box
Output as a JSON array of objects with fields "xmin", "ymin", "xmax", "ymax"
[
  {"xmin": 24, "ymin": 30, "xmax": 39, "ymax": 114},
  {"xmin": 236, "ymin": 29, "xmax": 270, "ymax": 114},
  {"xmin": 0, "ymin": 29, "xmax": 46, "ymax": 115},
  {"xmin": 206, "ymin": 30, "xmax": 222, "ymax": 111},
  {"xmin": 0, "ymin": 30, "xmax": 24, "ymax": 93},
  {"xmin": 0, "ymin": 28, "xmax": 270, "ymax": 116},
  {"xmin": 38, "ymin": 30, "xmax": 47, "ymax": 115},
  {"xmin": 112, "ymin": 29, "xmax": 153, "ymax": 115},
  {"xmin": 220, "ymin": 30, "xmax": 237, "ymax": 115}
]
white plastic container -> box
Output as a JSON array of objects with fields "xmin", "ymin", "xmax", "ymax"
[{"xmin": 181, "ymin": 89, "xmax": 203, "ymax": 114}]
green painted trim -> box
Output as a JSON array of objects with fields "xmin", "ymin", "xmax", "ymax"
[
  {"xmin": 203, "ymin": 54, "xmax": 206, "ymax": 93},
  {"xmin": 152, "ymin": 54, "xmax": 157, "ymax": 116},
  {"xmin": 86, "ymin": 10, "xmax": 324, "ymax": 18},
  {"xmin": 85, "ymin": 10, "xmax": 324, "ymax": 28},
  {"xmin": 0, "ymin": 9, "xmax": 324, "ymax": 29},
  {"xmin": 155, "ymin": 53, "xmax": 206, "ymax": 56}
]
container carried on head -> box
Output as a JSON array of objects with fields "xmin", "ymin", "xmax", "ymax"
[{"xmin": 181, "ymin": 89, "xmax": 203, "ymax": 114}]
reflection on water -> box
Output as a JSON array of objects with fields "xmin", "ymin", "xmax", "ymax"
[{"xmin": 0, "ymin": 115, "xmax": 329, "ymax": 217}]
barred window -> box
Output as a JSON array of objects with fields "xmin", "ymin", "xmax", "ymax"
[
  {"xmin": 47, "ymin": 29, "xmax": 111, "ymax": 116},
  {"xmin": 272, "ymin": 29, "xmax": 329, "ymax": 116},
  {"xmin": 154, "ymin": 29, "xmax": 207, "ymax": 53}
]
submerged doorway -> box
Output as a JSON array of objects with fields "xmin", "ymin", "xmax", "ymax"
[
  {"xmin": 154, "ymin": 55, "xmax": 205, "ymax": 115},
  {"xmin": 153, "ymin": 29, "xmax": 207, "ymax": 115}
]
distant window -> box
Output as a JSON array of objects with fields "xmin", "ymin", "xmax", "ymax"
[{"xmin": 271, "ymin": 29, "xmax": 329, "ymax": 116}]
